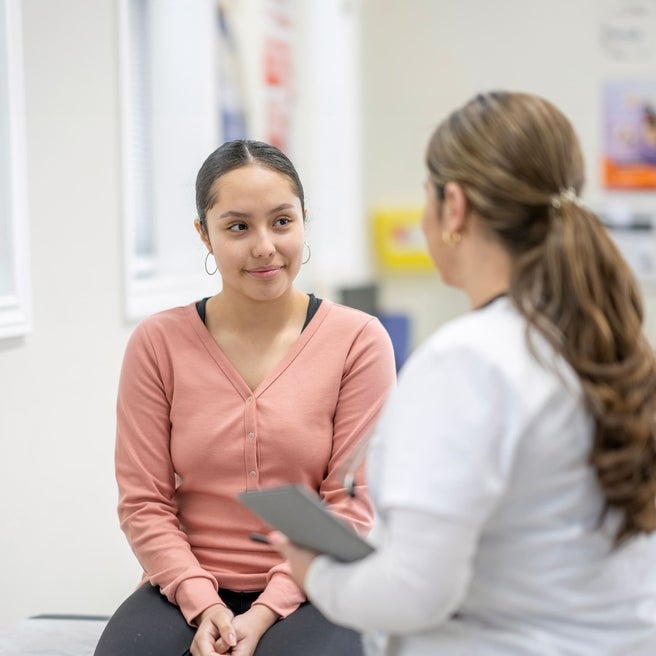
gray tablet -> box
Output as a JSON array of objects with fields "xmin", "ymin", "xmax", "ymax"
[{"xmin": 238, "ymin": 484, "xmax": 374, "ymax": 562}]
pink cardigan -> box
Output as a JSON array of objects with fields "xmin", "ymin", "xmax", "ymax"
[{"xmin": 115, "ymin": 299, "xmax": 396, "ymax": 623}]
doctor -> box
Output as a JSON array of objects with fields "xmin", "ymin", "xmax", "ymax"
[{"xmin": 271, "ymin": 91, "xmax": 656, "ymax": 655}]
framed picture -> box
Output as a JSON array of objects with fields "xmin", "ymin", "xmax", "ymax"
[{"xmin": 602, "ymin": 79, "xmax": 656, "ymax": 189}]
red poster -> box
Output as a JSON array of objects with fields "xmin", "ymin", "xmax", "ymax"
[{"xmin": 263, "ymin": 0, "xmax": 294, "ymax": 154}]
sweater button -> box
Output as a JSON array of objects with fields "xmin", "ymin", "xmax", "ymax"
[
  {"xmin": 248, "ymin": 432, "xmax": 255, "ymax": 440},
  {"xmin": 249, "ymin": 470, "xmax": 257, "ymax": 478}
]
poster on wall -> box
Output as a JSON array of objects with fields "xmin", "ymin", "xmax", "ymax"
[
  {"xmin": 602, "ymin": 79, "xmax": 656, "ymax": 189},
  {"xmin": 217, "ymin": 0, "xmax": 248, "ymax": 142},
  {"xmin": 263, "ymin": 0, "xmax": 294, "ymax": 155}
]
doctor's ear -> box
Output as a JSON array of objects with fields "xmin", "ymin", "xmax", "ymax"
[{"xmin": 442, "ymin": 182, "xmax": 469, "ymax": 233}]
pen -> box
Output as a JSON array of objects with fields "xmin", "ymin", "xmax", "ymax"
[{"xmin": 250, "ymin": 532, "xmax": 271, "ymax": 545}]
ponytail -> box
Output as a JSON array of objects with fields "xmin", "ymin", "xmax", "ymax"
[{"xmin": 512, "ymin": 200, "xmax": 656, "ymax": 544}]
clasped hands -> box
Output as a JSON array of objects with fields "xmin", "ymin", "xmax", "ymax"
[
  {"xmin": 190, "ymin": 602, "xmax": 276, "ymax": 656},
  {"xmin": 189, "ymin": 532, "xmax": 318, "ymax": 656}
]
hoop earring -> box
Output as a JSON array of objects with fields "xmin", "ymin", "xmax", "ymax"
[
  {"xmin": 302, "ymin": 241, "xmax": 311, "ymax": 265},
  {"xmin": 204, "ymin": 251, "xmax": 217, "ymax": 275},
  {"xmin": 441, "ymin": 231, "xmax": 461, "ymax": 246}
]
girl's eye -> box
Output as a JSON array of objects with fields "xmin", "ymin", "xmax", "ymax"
[
  {"xmin": 275, "ymin": 216, "xmax": 291, "ymax": 227},
  {"xmin": 228, "ymin": 223, "xmax": 247, "ymax": 232}
]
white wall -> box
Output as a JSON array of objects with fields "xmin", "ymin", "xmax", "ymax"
[
  {"xmin": 0, "ymin": 0, "xmax": 140, "ymax": 628},
  {"xmin": 2, "ymin": 0, "xmax": 656, "ymax": 631}
]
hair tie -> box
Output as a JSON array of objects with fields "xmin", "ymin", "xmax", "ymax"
[{"xmin": 550, "ymin": 187, "xmax": 582, "ymax": 209}]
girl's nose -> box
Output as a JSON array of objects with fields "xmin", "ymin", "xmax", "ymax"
[{"xmin": 252, "ymin": 230, "xmax": 275, "ymax": 258}]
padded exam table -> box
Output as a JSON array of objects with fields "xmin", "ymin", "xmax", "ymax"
[{"xmin": 0, "ymin": 614, "xmax": 108, "ymax": 655}]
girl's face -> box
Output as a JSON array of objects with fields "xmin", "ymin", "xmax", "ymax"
[{"xmin": 198, "ymin": 164, "xmax": 305, "ymax": 302}]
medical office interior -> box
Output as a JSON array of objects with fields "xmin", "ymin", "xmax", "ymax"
[{"xmin": 2, "ymin": 0, "xmax": 656, "ymax": 638}]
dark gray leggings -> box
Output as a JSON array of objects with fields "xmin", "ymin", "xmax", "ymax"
[{"xmin": 93, "ymin": 584, "xmax": 363, "ymax": 656}]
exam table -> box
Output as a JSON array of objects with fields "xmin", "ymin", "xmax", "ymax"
[{"xmin": 0, "ymin": 614, "xmax": 108, "ymax": 655}]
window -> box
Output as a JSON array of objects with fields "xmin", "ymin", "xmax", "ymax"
[
  {"xmin": 0, "ymin": 0, "xmax": 31, "ymax": 339},
  {"xmin": 118, "ymin": 0, "xmax": 219, "ymax": 320}
]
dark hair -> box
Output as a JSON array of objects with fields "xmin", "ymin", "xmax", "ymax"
[
  {"xmin": 427, "ymin": 91, "xmax": 656, "ymax": 545},
  {"xmin": 195, "ymin": 140, "xmax": 305, "ymax": 233}
]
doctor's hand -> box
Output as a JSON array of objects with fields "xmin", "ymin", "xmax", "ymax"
[{"xmin": 267, "ymin": 531, "xmax": 319, "ymax": 590}]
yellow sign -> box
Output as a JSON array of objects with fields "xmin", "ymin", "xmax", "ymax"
[{"xmin": 372, "ymin": 208, "xmax": 433, "ymax": 272}]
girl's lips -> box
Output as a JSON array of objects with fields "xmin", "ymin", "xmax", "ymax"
[{"xmin": 247, "ymin": 266, "xmax": 282, "ymax": 279}]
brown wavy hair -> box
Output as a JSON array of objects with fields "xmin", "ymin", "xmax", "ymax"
[{"xmin": 426, "ymin": 91, "xmax": 656, "ymax": 545}]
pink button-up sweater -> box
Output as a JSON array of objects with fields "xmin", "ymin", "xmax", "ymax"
[{"xmin": 115, "ymin": 299, "xmax": 396, "ymax": 624}]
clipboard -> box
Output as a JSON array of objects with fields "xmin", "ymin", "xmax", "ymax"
[{"xmin": 237, "ymin": 484, "xmax": 375, "ymax": 562}]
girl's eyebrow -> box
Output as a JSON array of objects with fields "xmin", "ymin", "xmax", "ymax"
[
  {"xmin": 218, "ymin": 203, "xmax": 297, "ymax": 220},
  {"xmin": 218, "ymin": 210, "xmax": 249, "ymax": 220},
  {"xmin": 267, "ymin": 203, "xmax": 296, "ymax": 215}
]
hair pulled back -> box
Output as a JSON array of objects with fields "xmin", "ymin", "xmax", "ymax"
[
  {"xmin": 426, "ymin": 91, "xmax": 656, "ymax": 545},
  {"xmin": 195, "ymin": 139, "xmax": 305, "ymax": 233}
]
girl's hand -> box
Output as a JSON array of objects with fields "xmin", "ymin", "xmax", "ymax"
[
  {"xmin": 213, "ymin": 604, "xmax": 278, "ymax": 656},
  {"xmin": 190, "ymin": 603, "xmax": 236, "ymax": 655},
  {"xmin": 267, "ymin": 531, "xmax": 319, "ymax": 589}
]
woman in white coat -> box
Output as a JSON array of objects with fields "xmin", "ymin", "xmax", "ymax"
[{"xmin": 270, "ymin": 91, "xmax": 656, "ymax": 655}]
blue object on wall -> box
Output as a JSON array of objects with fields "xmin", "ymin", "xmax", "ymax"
[{"xmin": 377, "ymin": 312, "xmax": 410, "ymax": 372}]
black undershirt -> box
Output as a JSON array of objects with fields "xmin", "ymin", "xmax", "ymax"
[{"xmin": 195, "ymin": 293, "xmax": 322, "ymax": 331}]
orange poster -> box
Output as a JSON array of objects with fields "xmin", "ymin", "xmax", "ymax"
[{"xmin": 602, "ymin": 80, "xmax": 656, "ymax": 189}]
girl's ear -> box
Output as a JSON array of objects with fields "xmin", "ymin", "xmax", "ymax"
[
  {"xmin": 442, "ymin": 182, "xmax": 468, "ymax": 233},
  {"xmin": 194, "ymin": 218, "xmax": 211, "ymax": 250}
]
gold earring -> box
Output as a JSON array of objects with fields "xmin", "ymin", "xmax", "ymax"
[{"xmin": 441, "ymin": 231, "xmax": 461, "ymax": 246}]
